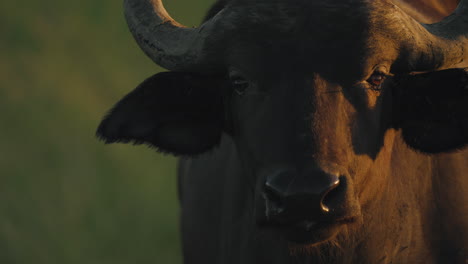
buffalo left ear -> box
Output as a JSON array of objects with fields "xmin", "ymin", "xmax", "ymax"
[
  {"xmin": 96, "ymin": 72, "xmax": 226, "ymax": 156},
  {"xmin": 393, "ymin": 68, "xmax": 468, "ymax": 153}
]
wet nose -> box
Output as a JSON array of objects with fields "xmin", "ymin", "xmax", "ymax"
[{"xmin": 263, "ymin": 169, "xmax": 342, "ymax": 223}]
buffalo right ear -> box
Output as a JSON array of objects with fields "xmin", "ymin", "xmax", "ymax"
[
  {"xmin": 97, "ymin": 72, "xmax": 226, "ymax": 156},
  {"xmin": 393, "ymin": 68, "xmax": 468, "ymax": 153}
]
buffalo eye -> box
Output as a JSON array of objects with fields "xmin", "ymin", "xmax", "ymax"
[
  {"xmin": 367, "ymin": 72, "xmax": 387, "ymax": 90},
  {"xmin": 230, "ymin": 75, "xmax": 249, "ymax": 96}
]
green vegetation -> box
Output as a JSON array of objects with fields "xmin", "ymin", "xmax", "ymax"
[{"xmin": 0, "ymin": 0, "xmax": 213, "ymax": 263}]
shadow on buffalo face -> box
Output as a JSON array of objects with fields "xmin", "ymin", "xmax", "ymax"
[{"xmin": 97, "ymin": 0, "xmax": 468, "ymax": 250}]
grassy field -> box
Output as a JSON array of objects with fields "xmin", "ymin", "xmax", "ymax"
[{"xmin": 0, "ymin": 0, "xmax": 214, "ymax": 263}]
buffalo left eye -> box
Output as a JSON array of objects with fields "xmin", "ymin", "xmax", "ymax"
[
  {"xmin": 367, "ymin": 72, "xmax": 387, "ymax": 90},
  {"xmin": 231, "ymin": 77, "xmax": 249, "ymax": 96}
]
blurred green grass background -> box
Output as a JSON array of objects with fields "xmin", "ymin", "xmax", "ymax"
[{"xmin": 0, "ymin": 0, "xmax": 214, "ymax": 263}]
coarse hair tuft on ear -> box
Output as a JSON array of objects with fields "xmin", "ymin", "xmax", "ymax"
[{"xmin": 97, "ymin": 71, "xmax": 226, "ymax": 156}]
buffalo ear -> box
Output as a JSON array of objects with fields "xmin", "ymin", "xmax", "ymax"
[
  {"xmin": 393, "ymin": 68, "xmax": 468, "ymax": 153},
  {"xmin": 97, "ymin": 72, "xmax": 226, "ymax": 156}
]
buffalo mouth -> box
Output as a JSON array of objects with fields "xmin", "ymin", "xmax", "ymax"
[{"xmin": 262, "ymin": 217, "xmax": 357, "ymax": 244}]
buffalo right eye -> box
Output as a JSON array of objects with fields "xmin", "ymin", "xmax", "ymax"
[
  {"xmin": 230, "ymin": 77, "xmax": 249, "ymax": 96},
  {"xmin": 367, "ymin": 72, "xmax": 387, "ymax": 90}
]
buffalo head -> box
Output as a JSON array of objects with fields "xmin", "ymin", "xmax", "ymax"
[{"xmin": 98, "ymin": 0, "xmax": 468, "ymax": 245}]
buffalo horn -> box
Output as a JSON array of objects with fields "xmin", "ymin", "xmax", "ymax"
[
  {"xmin": 124, "ymin": 0, "xmax": 223, "ymax": 71},
  {"xmin": 396, "ymin": 0, "xmax": 468, "ymax": 71}
]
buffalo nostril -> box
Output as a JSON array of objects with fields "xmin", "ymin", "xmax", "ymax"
[
  {"xmin": 263, "ymin": 183, "xmax": 286, "ymax": 216},
  {"xmin": 263, "ymin": 171, "xmax": 346, "ymax": 221},
  {"xmin": 321, "ymin": 177, "xmax": 342, "ymax": 213}
]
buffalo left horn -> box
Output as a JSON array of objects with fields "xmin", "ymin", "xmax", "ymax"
[
  {"xmin": 392, "ymin": 0, "xmax": 468, "ymax": 71},
  {"xmin": 124, "ymin": 0, "xmax": 224, "ymax": 71}
]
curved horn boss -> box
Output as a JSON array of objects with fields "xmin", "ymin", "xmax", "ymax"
[
  {"xmin": 386, "ymin": 0, "xmax": 468, "ymax": 71},
  {"xmin": 124, "ymin": 0, "xmax": 225, "ymax": 71},
  {"xmin": 125, "ymin": 0, "xmax": 467, "ymax": 73}
]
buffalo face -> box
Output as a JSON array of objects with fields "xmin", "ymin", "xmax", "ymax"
[{"xmin": 97, "ymin": 66, "xmax": 467, "ymax": 246}]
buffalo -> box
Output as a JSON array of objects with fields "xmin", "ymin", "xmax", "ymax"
[{"xmin": 97, "ymin": 0, "xmax": 468, "ymax": 263}]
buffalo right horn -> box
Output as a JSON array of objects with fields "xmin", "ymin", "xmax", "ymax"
[
  {"xmin": 124, "ymin": 0, "xmax": 225, "ymax": 71},
  {"xmin": 392, "ymin": 0, "xmax": 468, "ymax": 71}
]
